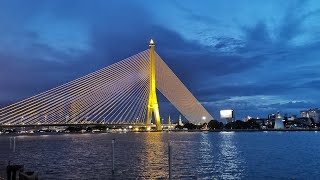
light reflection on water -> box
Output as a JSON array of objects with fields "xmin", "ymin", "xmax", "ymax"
[
  {"xmin": 217, "ymin": 132, "xmax": 245, "ymax": 180},
  {"xmin": 139, "ymin": 132, "xmax": 167, "ymax": 179},
  {"xmin": 196, "ymin": 133, "xmax": 215, "ymax": 179},
  {"xmin": 1, "ymin": 132, "xmax": 320, "ymax": 179}
]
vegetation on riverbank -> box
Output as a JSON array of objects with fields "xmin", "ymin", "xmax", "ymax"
[{"xmin": 176, "ymin": 120, "xmax": 260, "ymax": 130}]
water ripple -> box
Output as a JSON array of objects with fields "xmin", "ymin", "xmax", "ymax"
[{"xmin": 1, "ymin": 132, "xmax": 320, "ymax": 179}]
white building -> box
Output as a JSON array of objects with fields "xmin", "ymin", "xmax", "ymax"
[
  {"xmin": 274, "ymin": 112, "xmax": 285, "ymax": 129},
  {"xmin": 300, "ymin": 109, "xmax": 320, "ymax": 123},
  {"xmin": 178, "ymin": 115, "xmax": 184, "ymax": 126}
]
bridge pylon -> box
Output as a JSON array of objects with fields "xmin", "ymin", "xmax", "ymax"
[{"xmin": 146, "ymin": 39, "xmax": 161, "ymax": 130}]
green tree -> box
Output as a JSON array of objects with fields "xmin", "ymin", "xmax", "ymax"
[
  {"xmin": 246, "ymin": 119, "xmax": 260, "ymax": 129},
  {"xmin": 225, "ymin": 120, "xmax": 260, "ymax": 129},
  {"xmin": 208, "ymin": 120, "xmax": 224, "ymax": 129},
  {"xmin": 183, "ymin": 122, "xmax": 197, "ymax": 129},
  {"xmin": 175, "ymin": 124, "xmax": 183, "ymax": 129},
  {"xmin": 66, "ymin": 126, "xmax": 83, "ymax": 132},
  {"xmin": 225, "ymin": 120, "xmax": 245, "ymax": 129}
]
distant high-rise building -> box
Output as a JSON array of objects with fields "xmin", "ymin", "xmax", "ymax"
[
  {"xmin": 300, "ymin": 109, "xmax": 320, "ymax": 123},
  {"xmin": 178, "ymin": 115, "xmax": 184, "ymax": 126}
]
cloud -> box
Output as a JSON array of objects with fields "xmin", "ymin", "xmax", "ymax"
[
  {"xmin": 0, "ymin": 0, "xmax": 155, "ymax": 102},
  {"xmin": 1, "ymin": 0, "xmax": 320, "ymax": 121},
  {"xmin": 263, "ymin": 101, "xmax": 318, "ymax": 110}
]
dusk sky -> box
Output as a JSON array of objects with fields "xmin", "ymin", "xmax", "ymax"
[{"xmin": 1, "ymin": 0, "xmax": 320, "ymax": 121}]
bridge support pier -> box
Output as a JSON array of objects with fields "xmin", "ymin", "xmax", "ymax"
[{"xmin": 146, "ymin": 39, "xmax": 161, "ymax": 131}]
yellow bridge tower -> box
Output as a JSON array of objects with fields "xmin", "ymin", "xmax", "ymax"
[{"xmin": 147, "ymin": 39, "xmax": 161, "ymax": 130}]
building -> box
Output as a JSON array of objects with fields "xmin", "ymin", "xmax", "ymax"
[
  {"xmin": 300, "ymin": 109, "xmax": 320, "ymax": 123},
  {"xmin": 178, "ymin": 115, "xmax": 184, "ymax": 126},
  {"xmin": 294, "ymin": 117, "xmax": 311, "ymax": 128},
  {"xmin": 220, "ymin": 110, "xmax": 234, "ymax": 123},
  {"xmin": 250, "ymin": 118, "xmax": 267, "ymax": 128},
  {"xmin": 287, "ymin": 115, "xmax": 297, "ymax": 121},
  {"xmin": 274, "ymin": 112, "xmax": 285, "ymax": 129},
  {"xmin": 268, "ymin": 114, "xmax": 276, "ymax": 120}
]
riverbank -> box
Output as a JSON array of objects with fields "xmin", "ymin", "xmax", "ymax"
[
  {"xmin": 2, "ymin": 128, "xmax": 320, "ymax": 136},
  {"xmin": 185, "ymin": 128, "xmax": 320, "ymax": 132}
]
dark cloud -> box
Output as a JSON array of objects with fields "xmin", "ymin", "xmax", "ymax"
[
  {"xmin": 245, "ymin": 22, "xmax": 271, "ymax": 44},
  {"xmin": 278, "ymin": 0, "xmax": 320, "ymax": 44},
  {"xmin": 195, "ymin": 82, "xmax": 291, "ymax": 102},
  {"xmin": 0, "ymin": 0, "xmax": 154, "ymax": 103},
  {"xmin": 171, "ymin": 0, "xmax": 220, "ymax": 25},
  {"xmin": 0, "ymin": 0, "xmax": 320, "ymax": 121},
  {"xmin": 263, "ymin": 101, "xmax": 318, "ymax": 110},
  {"xmin": 300, "ymin": 80, "xmax": 320, "ymax": 89}
]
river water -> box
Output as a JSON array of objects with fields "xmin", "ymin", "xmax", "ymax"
[{"xmin": 1, "ymin": 131, "xmax": 320, "ymax": 179}]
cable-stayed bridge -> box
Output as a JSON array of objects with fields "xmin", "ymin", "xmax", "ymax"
[{"xmin": 0, "ymin": 40, "xmax": 213, "ymax": 130}]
